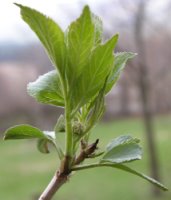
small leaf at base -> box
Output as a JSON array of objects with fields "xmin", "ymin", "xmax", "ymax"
[
  {"xmin": 37, "ymin": 139, "xmax": 50, "ymax": 154},
  {"xmin": 27, "ymin": 70, "xmax": 64, "ymax": 107},
  {"xmin": 100, "ymin": 135, "xmax": 142, "ymax": 164},
  {"xmin": 3, "ymin": 124, "xmax": 46, "ymax": 140}
]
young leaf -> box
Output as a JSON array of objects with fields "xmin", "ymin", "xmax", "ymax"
[
  {"xmin": 72, "ymin": 162, "xmax": 168, "ymax": 191},
  {"xmin": 3, "ymin": 124, "xmax": 46, "ymax": 140},
  {"xmin": 70, "ymin": 34, "xmax": 118, "ymax": 110},
  {"xmin": 15, "ymin": 3, "xmax": 66, "ymax": 78},
  {"xmin": 66, "ymin": 6, "xmax": 104, "ymax": 110},
  {"xmin": 54, "ymin": 115, "xmax": 65, "ymax": 133},
  {"xmin": 82, "ymin": 34, "xmax": 118, "ymax": 100},
  {"xmin": 85, "ymin": 78, "xmax": 107, "ymax": 132},
  {"xmin": 91, "ymin": 13, "xmax": 103, "ymax": 45},
  {"xmin": 112, "ymin": 164, "xmax": 168, "ymax": 191},
  {"xmin": 27, "ymin": 70, "xmax": 64, "ymax": 107},
  {"xmin": 37, "ymin": 139, "xmax": 50, "ymax": 154},
  {"xmin": 37, "ymin": 131, "xmax": 56, "ymax": 154},
  {"xmin": 66, "ymin": 6, "xmax": 95, "ymax": 79},
  {"xmin": 105, "ymin": 52, "xmax": 136, "ymax": 93},
  {"xmin": 100, "ymin": 135, "xmax": 142, "ymax": 164}
]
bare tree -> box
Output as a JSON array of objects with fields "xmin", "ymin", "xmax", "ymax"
[{"xmin": 134, "ymin": 0, "xmax": 161, "ymax": 196}]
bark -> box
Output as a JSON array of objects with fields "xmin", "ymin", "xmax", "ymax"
[
  {"xmin": 38, "ymin": 156, "xmax": 72, "ymax": 200},
  {"xmin": 135, "ymin": 0, "xmax": 161, "ymax": 196},
  {"xmin": 38, "ymin": 171, "xmax": 68, "ymax": 200},
  {"xmin": 138, "ymin": 63, "xmax": 161, "ymax": 196}
]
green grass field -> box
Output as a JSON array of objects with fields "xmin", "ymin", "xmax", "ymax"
[{"xmin": 0, "ymin": 116, "xmax": 170, "ymax": 200}]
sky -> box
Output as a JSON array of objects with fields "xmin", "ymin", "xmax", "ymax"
[
  {"xmin": 0, "ymin": 0, "xmax": 169, "ymax": 44},
  {"xmin": 0, "ymin": 0, "xmax": 110, "ymax": 44}
]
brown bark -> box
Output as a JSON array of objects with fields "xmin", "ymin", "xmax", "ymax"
[
  {"xmin": 135, "ymin": 0, "xmax": 161, "ymax": 196},
  {"xmin": 38, "ymin": 171, "xmax": 68, "ymax": 200},
  {"xmin": 38, "ymin": 156, "xmax": 72, "ymax": 200},
  {"xmin": 38, "ymin": 138, "xmax": 99, "ymax": 200},
  {"xmin": 74, "ymin": 139, "xmax": 99, "ymax": 165}
]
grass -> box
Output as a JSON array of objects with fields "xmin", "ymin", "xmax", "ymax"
[{"xmin": 0, "ymin": 115, "xmax": 170, "ymax": 200}]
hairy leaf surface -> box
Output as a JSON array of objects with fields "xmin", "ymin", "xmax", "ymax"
[
  {"xmin": 101, "ymin": 135, "xmax": 142, "ymax": 164},
  {"xmin": 37, "ymin": 131, "xmax": 56, "ymax": 154},
  {"xmin": 37, "ymin": 139, "xmax": 50, "ymax": 154},
  {"xmin": 66, "ymin": 6, "xmax": 95, "ymax": 79},
  {"xmin": 27, "ymin": 70, "xmax": 64, "ymax": 107},
  {"xmin": 70, "ymin": 34, "xmax": 118, "ymax": 110},
  {"xmin": 15, "ymin": 4, "xmax": 66, "ymax": 78},
  {"xmin": 4, "ymin": 124, "xmax": 46, "ymax": 140},
  {"xmin": 106, "ymin": 52, "xmax": 136, "ymax": 93}
]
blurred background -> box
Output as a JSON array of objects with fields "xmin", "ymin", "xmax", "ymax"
[{"xmin": 0, "ymin": 0, "xmax": 171, "ymax": 199}]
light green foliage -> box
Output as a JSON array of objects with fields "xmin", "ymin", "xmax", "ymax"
[
  {"xmin": 112, "ymin": 164, "xmax": 168, "ymax": 191},
  {"xmin": 14, "ymin": 3, "xmax": 66, "ymax": 79},
  {"xmin": 98, "ymin": 135, "xmax": 167, "ymax": 190},
  {"xmin": 100, "ymin": 135, "xmax": 142, "ymax": 164},
  {"xmin": 55, "ymin": 115, "xmax": 65, "ymax": 133},
  {"xmin": 4, "ymin": 125, "xmax": 57, "ymax": 154},
  {"xmin": 3, "ymin": 3, "xmax": 167, "ymax": 196},
  {"xmin": 37, "ymin": 139, "xmax": 50, "ymax": 154},
  {"xmin": 105, "ymin": 52, "xmax": 136, "ymax": 93},
  {"xmin": 4, "ymin": 125, "xmax": 46, "ymax": 140},
  {"xmin": 28, "ymin": 70, "xmax": 64, "ymax": 107},
  {"xmin": 66, "ymin": 6, "xmax": 96, "ymax": 78}
]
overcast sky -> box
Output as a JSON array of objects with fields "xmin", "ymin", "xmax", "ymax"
[
  {"xmin": 0, "ymin": 0, "xmax": 169, "ymax": 44},
  {"xmin": 0, "ymin": 0, "xmax": 109, "ymax": 43}
]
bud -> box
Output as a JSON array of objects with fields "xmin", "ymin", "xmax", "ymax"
[{"xmin": 72, "ymin": 121, "xmax": 84, "ymax": 135}]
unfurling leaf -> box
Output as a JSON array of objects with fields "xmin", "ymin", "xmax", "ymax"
[
  {"xmin": 100, "ymin": 135, "xmax": 142, "ymax": 164},
  {"xmin": 66, "ymin": 6, "xmax": 96, "ymax": 79},
  {"xmin": 105, "ymin": 52, "xmax": 136, "ymax": 93},
  {"xmin": 70, "ymin": 34, "xmax": 118, "ymax": 111},
  {"xmin": 55, "ymin": 115, "xmax": 65, "ymax": 133},
  {"xmin": 85, "ymin": 78, "xmax": 107, "ymax": 131},
  {"xmin": 5, "ymin": 4, "xmax": 167, "ymax": 196},
  {"xmin": 4, "ymin": 125, "xmax": 56, "ymax": 154},
  {"xmin": 37, "ymin": 139, "xmax": 50, "ymax": 154},
  {"xmin": 27, "ymin": 70, "xmax": 64, "ymax": 107},
  {"xmin": 3, "ymin": 124, "xmax": 46, "ymax": 140},
  {"xmin": 91, "ymin": 12, "xmax": 103, "ymax": 45},
  {"xmin": 15, "ymin": 3, "xmax": 66, "ymax": 78},
  {"xmin": 37, "ymin": 131, "xmax": 56, "ymax": 154}
]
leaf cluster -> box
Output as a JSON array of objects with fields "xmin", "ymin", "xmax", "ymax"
[{"xmin": 3, "ymin": 3, "xmax": 168, "ymax": 193}]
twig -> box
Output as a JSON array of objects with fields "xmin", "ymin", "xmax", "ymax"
[
  {"xmin": 38, "ymin": 171, "xmax": 68, "ymax": 200},
  {"xmin": 74, "ymin": 139, "xmax": 99, "ymax": 165}
]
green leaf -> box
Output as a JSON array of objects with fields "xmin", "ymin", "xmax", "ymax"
[
  {"xmin": 112, "ymin": 164, "xmax": 168, "ymax": 191},
  {"xmin": 91, "ymin": 13, "xmax": 103, "ymax": 45},
  {"xmin": 54, "ymin": 115, "xmax": 65, "ymax": 133},
  {"xmin": 37, "ymin": 131, "xmax": 56, "ymax": 154},
  {"xmin": 15, "ymin": 3, "xmax": 66, "ymax": 78},
  {"xmin": 37, "ymin": 139, "xmax": 50, "ymax": 154},
  {"xmin": 65, "ymin": 6, "xmax": 115, "ymax": 111},
  {"xmin": 71, "ymin": 34, "xmax": 118, "ymax": 110},
  {"xmin": 27, "ymin": 70, "xmax": 64, "ymax": 107},
  {"xmin": 3, "ymin": 124, "xmax": 46, "ymax": 140},
  {"xmin": 85, "ymin": 78, "xmax": 107, "ymax": 131},
  {"xmin": 100, "ymin": 135, "xmax": 142, "ymax": 164},
  {"xmin": 105, "ymin": 52, "xmax": 136, "ymax": 93},
  {"xmin": 82, "ymin": 34, "xmax": 118, "ymax": 102},
  {"xmin": 72, "ymin": 162, "xmax": 168, "ymax": 191},
  {"xmin": 66, "ymin": 6, "xmax": 96, "ymax": 79}
]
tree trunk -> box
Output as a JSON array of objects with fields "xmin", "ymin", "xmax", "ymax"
[
  {"xmin": 135, "ymin": 0, "xmax": 161, "ymax": 196},
  {"xmin": 138, "ymin": 65, "xmax": 161, "ymax": 196}
]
